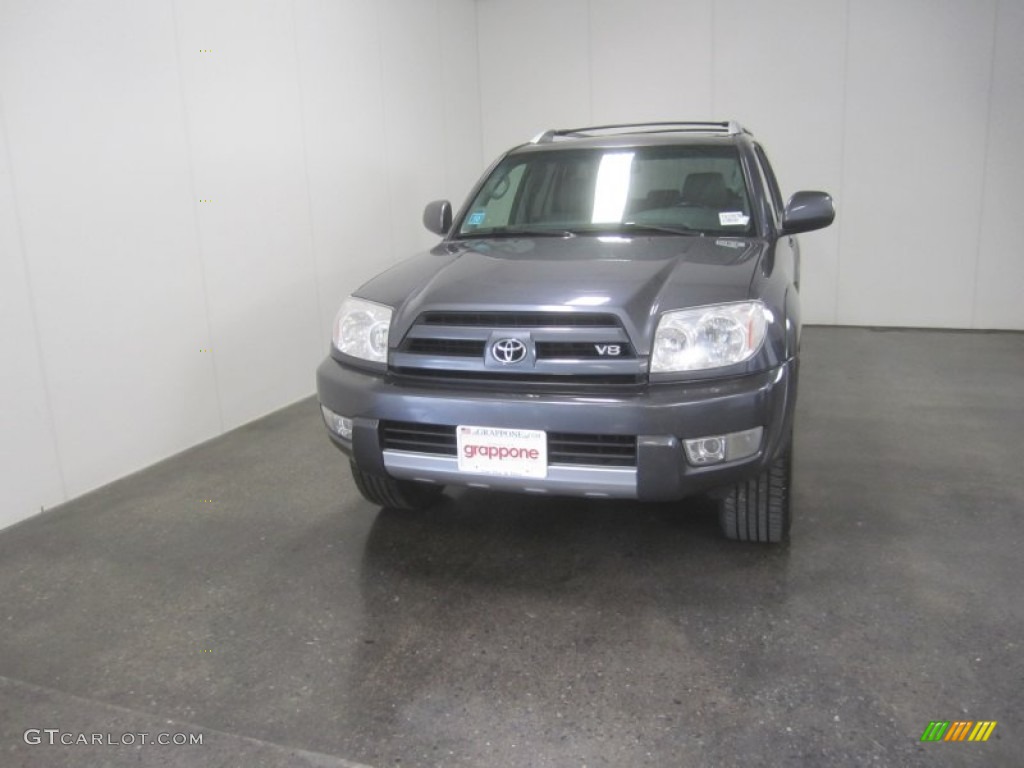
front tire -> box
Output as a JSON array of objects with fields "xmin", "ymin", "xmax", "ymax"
[
  {"xmin": 719, "ymin": 440, "xmax": 792, "ymax": 543},
  {"xmin": 349, "ymin": 462, "xmax": 445, "ymax": 510}
]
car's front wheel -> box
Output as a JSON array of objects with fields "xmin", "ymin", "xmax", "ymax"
[
  {"xmin": 718, "ymin": 439, "xmax": 792, "ymax": 544},
  {"xmin": 349, "ymin": 462, "xmax": 445, "ymax": 510}
]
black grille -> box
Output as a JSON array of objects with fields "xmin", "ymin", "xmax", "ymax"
[
  {"xmin": 420, "ymin": 311, "xmax": 619, "ymax": 328},
  {"xmin": 380, "ymin": 422, "xmax": 457, "ymax": 455},
  {"xmin": 403, "ymin": 338, "xmax": 486, "ymax": 357},
  {"xmin": 389, "ymin": 368, "xmax": 645, "ymax": 389},
  {"xmin": 548, "ymin": 433, "xmax": 637, "ymax": 466},
  {"xmin": 535, "ymin": 341, "xmax": 636, "ymax": 360},
  {"xmin": 379, "ymin": 422, "xmax": 637, "ymax": 467}
]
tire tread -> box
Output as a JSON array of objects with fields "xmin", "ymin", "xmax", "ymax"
[
  {"xmin": 350, "ymin": 462, "xmax": 443, "ymax": 510},
  {"xmin": 719, "ymin": 443, "xmax": 791, "ymax": 544}
]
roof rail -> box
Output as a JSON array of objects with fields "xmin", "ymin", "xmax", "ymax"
[{"xmin": 530, "ymin": 120, "xmax": 750, "ymax": 143}]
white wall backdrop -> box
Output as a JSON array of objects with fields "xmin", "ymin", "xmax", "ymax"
[
  {"xmin": 478, "ymin": 0, "xmax": 1024, "ymax": 329},
  {"xmin": 2, "ymin": 0, "xmax": 1023, "ymax": 529},
  {"xmin": 0, "ymin": 0, "xmax": 481, "ymax": 528}
]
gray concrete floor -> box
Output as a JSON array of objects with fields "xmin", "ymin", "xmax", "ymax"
[{"xmin": 0, "ymin": 327, "xmax": 1021, "ymax": 768}]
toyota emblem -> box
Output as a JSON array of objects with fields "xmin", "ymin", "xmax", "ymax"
[{"xmin": 491, "ymin": 338, "xmax": 528, "ymax": 364}]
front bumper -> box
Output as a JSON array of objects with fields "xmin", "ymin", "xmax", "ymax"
[{"xmin": 316, "ymin": 359, "xmax": 797, "ymax": 501}]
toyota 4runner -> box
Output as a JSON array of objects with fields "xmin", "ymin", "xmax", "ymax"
[{"xmin": 316, "ymin": 121, "xmax": 834, "ymax": 543}]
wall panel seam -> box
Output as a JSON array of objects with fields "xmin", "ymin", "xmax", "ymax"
[
  {"xmin": 473, "ymin": 0, "xmax": 485, "ymax": 169},
  {"xmin": 169, "ymin": 0, "xmax": 225, "ymax": 433},
  {"xmin": 833, "ymin": 0, "xmax": 852, "ymax": 325},
  {"xmin": 436, "ymin": 0, "xmax": 451, "ymax": 196},
  {"xmin": 375, "ymin": 2, "xmax": 398, "ymax": 263},
  {"xmin": 586, "ymin": 0, "xmax": 594, "ymax": 122},
  {"xmin": 970, "ymin": 0, "xmax": 1000, "ymax": 328},
  {"xmin": 288, "ymin": 0, "xmax": 327, "ymax": 345},
  {"xmin": 0, "ymin": 91, "xmax": 69, "ymax": 506}
]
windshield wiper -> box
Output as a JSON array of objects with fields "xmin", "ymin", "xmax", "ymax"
[
  {"xmin": 619, "ymin": 222, "xmax": 702, "ymax": 236},
  {"xmin": 457, "ymin": 226, "xmax": 577, "ymax": 239}
]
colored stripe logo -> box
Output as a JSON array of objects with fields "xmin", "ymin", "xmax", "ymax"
[{"xmin": 920, "ymin": 721, "xmax": 997, "ymax": 742}]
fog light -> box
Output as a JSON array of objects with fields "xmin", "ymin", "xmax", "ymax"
[
  {"xmin": 686, "ymin": 436, "xmax": 725, "ymax": 464},
  {"xmin": 684, "ymin": 426, "xmax": 763, "ymax": 466},
  {"xmin": 320, "ymin": 405, "xmax": 353, "ymax": 440}
]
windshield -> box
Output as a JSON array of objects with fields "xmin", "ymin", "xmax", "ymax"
[{"xmin": 456, "ymin": 146, "xmax": 754, "ymax": 238}]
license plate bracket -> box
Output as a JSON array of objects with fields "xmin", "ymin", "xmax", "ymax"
[{"xmin": 456, "ymin": 425, "xmax": 547, "ymax": 479}]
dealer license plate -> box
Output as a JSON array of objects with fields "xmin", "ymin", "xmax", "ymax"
[{"xmin": 456, "ymin": 425, "xmax": 547, "ymax": 479}]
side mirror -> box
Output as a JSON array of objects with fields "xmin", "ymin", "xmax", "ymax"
[
  {"xmin": 781, "ymin": 191, "xmax": 835, "ymax": 235},
  {"xmin": 423, "ymin": 200, "xmax": 453, "ymax": 236}
]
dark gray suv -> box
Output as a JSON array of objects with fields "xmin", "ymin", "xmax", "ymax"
[{"xmin": 316, "ymin": 121, "xmax": 834, "ymax": 543}]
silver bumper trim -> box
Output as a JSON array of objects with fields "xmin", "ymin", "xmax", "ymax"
[{"xmin": 382, "ymin": 451, "xmax": 638, "ymax": 499}]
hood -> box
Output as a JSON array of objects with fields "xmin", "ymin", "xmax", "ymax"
[{"xmin": 357, "ymin": 235, "xmax": 764, "ymax": 346}]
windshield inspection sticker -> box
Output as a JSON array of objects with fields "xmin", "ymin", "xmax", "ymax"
[
  {"xmin": 467, "ymin": 211, "xmax": 486, "ymax": 226},
  {"xmin": 719, "ymin": 211, "xmax": 750, "ymax": 226}
]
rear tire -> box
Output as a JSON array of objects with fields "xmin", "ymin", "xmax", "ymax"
[
  {"xmin": 719, "ymin": 440, "xmax": 792, "ymax": 544},
  {"xmin": 349, "ymin": 462, "xmax": 445, "ymax": 510}
]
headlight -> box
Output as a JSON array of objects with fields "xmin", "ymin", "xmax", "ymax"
[
  {"xmin": 651, "ymin": 301, "xmax": 766, "ymax": 373},
  {"xmin": 332, "ymin": 297, "xmax": 392, "ymax": 364}
]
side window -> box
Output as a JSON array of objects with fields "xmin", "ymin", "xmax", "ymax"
[{"xmin": 754, "ymin": 145, "xmax": 785, "ymax": 218}]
